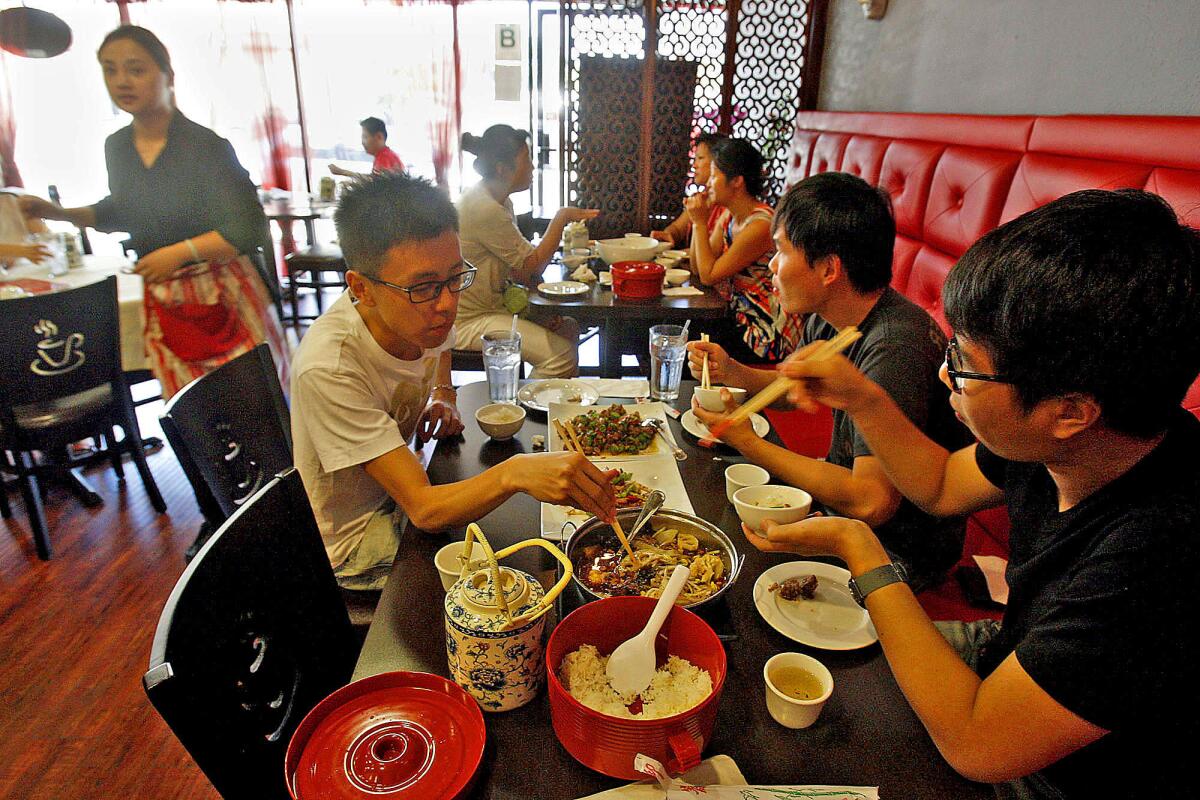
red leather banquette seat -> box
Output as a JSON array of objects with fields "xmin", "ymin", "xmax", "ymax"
[{"xmin": 781, "ymin": 112, "xmax": 1200, "ymax": 616}]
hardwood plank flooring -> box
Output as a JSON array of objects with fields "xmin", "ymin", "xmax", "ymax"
[{"xmin": 1, "ymin": 407, "xmax": 219, "ymax": 799}]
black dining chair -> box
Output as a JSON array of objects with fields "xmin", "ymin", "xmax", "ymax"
[
  {"xmin": 159, "ymin": 343, "xmax": 292, "ymax": 534},
  {"xmin": 143, "ymin": 468, "xmax": 358, "ymax": 800},
  {"xmin": 0, "ymin": 276, "xmax": 166, "ymax": 559}
]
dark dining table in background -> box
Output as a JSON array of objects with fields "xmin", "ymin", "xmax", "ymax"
[
  {"xmin": 354, "ymin": 380, "xmax": 990, "ymax": 800},
  {"xmin": 261, "ymin": 197, "xmax": 335, "ymax": 252},
  {"xmin": 528, "ymin": 261, "xmax": 727, "ymax": 377}
]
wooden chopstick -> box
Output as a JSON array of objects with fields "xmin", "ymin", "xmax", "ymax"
[
  {"xmin": 554, "ymin": 415, "xmax": 638, "ymax": 565},
  {"xmin": 708, "ymin": 326, "xmax": 863, "ymax": 439},
  {"xmin": 701, "ymin": 332, "xmax": 711, "ymax": 390}
]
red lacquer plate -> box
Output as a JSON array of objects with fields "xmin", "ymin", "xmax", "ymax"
[{"xmin": 286, "ymin": 671, "xmax": 486, "ymax": 800}]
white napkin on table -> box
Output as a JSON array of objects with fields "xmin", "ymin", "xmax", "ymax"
[
  {"xmin": 578, "ymin": 378, "xmax": 650, "ymax": 398},
  {"xmin": 570, "ymin": 264, "xmax": 598, "ymax": 283},
  {"xmin": 662, "ymin": 286, "xmax": 704, "ymax": 297}
]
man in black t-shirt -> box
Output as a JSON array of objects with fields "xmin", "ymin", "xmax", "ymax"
[
  {"xmin": 750, "ymin": 189, "xmax": 1200, "ymax": 798},
  {"xmin": 689, "ymin": 172, "xmax": 970, "ymax": 590}
]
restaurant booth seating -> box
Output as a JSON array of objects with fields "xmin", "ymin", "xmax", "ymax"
[
  {"xmin": 781, "ymin": 112, "xmax": 1200, "ymax": 616},
  {"xmin": 144, "ymin": 468, "xmax": 357, "ymax": 800}
]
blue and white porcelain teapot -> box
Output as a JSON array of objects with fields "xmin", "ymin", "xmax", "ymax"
[{"xmin": 444, "ymin": 523, "xmax": 572, "ymax": 712}]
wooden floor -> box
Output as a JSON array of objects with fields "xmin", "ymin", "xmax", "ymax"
[{"xmin": 0, "ymin": 408, "xmax": 220, "ymax": 798}]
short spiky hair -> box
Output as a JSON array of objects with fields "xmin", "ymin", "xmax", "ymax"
[
  {"xmin": 944, "ymin": 189, "xmax": 1200, "ymax": 438},
  {"xmin": 334, "ymin": 171, "xmax": 458, "ymax": 278},
  {"xmin": 360, "ymin": 116, "xmax": 387, "ymax": 139}
]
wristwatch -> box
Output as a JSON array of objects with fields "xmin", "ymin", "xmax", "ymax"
[{"xmin": 848, "ymin": 562, "xmax": 908, "ymax": 608}]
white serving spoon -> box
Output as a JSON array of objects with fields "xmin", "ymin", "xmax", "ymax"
[{"xmin": 606, "ymin": 564, "xmax": 691, "ymax": 697}]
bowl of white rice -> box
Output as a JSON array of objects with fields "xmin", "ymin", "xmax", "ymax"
[{"xmin": 546, "ymin": 595, "xmax": 727, "ymax": 779}]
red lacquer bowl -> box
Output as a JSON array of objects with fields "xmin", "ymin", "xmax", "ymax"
[{"xmin": 286, "ymin": 671, "xmax": 486, "ymax": 800}]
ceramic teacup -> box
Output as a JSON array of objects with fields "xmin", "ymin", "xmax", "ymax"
[
  {"xmin": 435, "ymin": 540, "xmax": 488, "ymax": 592},
  {"xmin": 763, "ymin": 651, "xmax": 833, "ymax": 729}
]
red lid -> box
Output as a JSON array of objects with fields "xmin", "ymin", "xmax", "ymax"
[
  {"xmin": 610, "ymin": 260, "xmax": 665, "ymax": 278},
  {"xmin": 287, "ymin": 671, "xmax": 486, "ymax": 800}
]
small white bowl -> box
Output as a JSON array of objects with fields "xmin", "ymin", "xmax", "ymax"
[
  {"xmin": 562, "ymin": 254, "xmax": 589, "ymax": 269},
  {"xmin": 435, "ymin": 540, "xmax": 489, "ymax": 592},
  {"xmin": 763, "ymin": 652, "xmax": 833, "ymax": 729},
  {"xmin": 693, "ymin": 385, "xmax": 748, "ymax": 413},
  {"xmin": 664, "ymin": 268, "xmax": 691, "ymax": 286},
  {"xmin": 732, "ymin": 484, "xmax": 813, "ymax": 532},
  {"xmin": 725, "ymin": 463, "xmax": 769, "ymax": 503},
  {"xmin": 475, "ymin": 402, "xmax": 526, "ymax": 440}
]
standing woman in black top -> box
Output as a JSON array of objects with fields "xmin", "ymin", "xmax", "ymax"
[{"xmin": 20, "ymin": 25, "xmax": 289, "ymax": 399}]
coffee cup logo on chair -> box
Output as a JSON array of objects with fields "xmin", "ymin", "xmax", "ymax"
[{"xmin": 30, "ymin": 319, "xmax": 86, "ymax": 376}]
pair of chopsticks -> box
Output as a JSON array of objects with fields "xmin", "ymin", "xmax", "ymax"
[
  {"xmin": 700, "ymin": 333, "xmax": 711, "ymax": 390},
  {"xmin": 706, "ymin": 325, "xmax": 863, "ymax": 440},
  {"xmin": 553, "ymin": 417, "xmax": 639, "ymax": 566}
]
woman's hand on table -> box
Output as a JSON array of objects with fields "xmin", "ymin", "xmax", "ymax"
[
  {"xmin": 418, "ymin": 396, "xmax": 464, "ymax": 443},
  {"xmin": 134, "ymin": 244, "xmax": 189, "ymax": 283},
  {"xmin": 691, "ymin": 394, "xmax": 757, "ymax": 449},
  {"xmin": 507, "ymin": 452, "xmax": 617, "ymax": 523}
]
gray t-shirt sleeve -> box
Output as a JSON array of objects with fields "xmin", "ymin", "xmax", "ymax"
[{"xmin": 850, "ymin": 321, "xmax": 943, "ymax": 459}]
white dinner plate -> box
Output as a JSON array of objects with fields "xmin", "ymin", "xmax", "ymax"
[
  {"xmin": 517, "ymin": 379, "xmax": 599, "ymax": 413},
  {"xmin": 753, "ymin": 562, "xmax": 878, "ymax": 650},
  {"xmin": 680, "ymin": 408, "xmax": 769, "ymax": 440},
  {"xmin": 540, "ymin": 453, "xmax": 694, "ymax": 541},
  {"xmin": 548, "ymin": 401, "xmax": 667, "ymax": 460},
  {"xmin": 537, "ymin": 280, "xmax": 590, "ymax": 297}
]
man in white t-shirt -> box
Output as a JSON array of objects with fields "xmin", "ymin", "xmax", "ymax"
[{"xmin": 291, "ymin": 172, "xmax": 617, "ymax": 590}]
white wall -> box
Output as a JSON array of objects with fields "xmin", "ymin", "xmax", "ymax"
[{"xmin": 818, "ymin": 0, "xmax": 1200, "ymax": 115}]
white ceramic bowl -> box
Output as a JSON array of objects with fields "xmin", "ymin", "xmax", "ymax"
[
  {"xmin": 664, "ymin": 268, "xmax": 691, "ymax": 286},
  {"xmin": 596, "ymin": 236, "xmax": 660, "ymax": 265},
  {"xmin": 724, "ymin": 462, "xmax": 769, "ymax": 503},
  {"xmin": 693, "ymin": 385, "xmax": 748, "ymax": 413},
  {"xmin": 435, "ymin": 540, "xmax": 489, "ymax": 592},
  {"xmin": 475, "ymin": 402, "xmax": 526, "ymax": 440},
  {"xmin": 562, "ymin": 254, "xmax": 589, "ymax": 269},
  {"xmin": 763, "ymin": 651, "xmax": 833, "ymax": 729},
  {"xmin": 732, "ymin": 484, "xmax": 813, "ymax": 532}
]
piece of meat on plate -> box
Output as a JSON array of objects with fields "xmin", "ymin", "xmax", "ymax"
[{"xmin": 769, "ymin": 574, "xmax": 818, "ymax": 601}]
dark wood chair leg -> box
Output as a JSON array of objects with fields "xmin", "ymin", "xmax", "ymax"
[
  {"xmin": 122, "ymin": 417, "xmax": 167, "ymax": 514},
  {"xmin": 314, "ymin": 272, "xmax": 326, "ymax": 315},
  {"xmin": 288, "ymin": 268, "xmax": 302, "ymax": 329},
  {"xmin": 108, "ymin": 426, "xmax": 127, "ymax": 484},
  {"xmin": 16, "ymin": 452, "xmax": 51, "ymax": 560},
  {"xmin": 0, "ymin": 473, "xmax": 11, "ymax": 518}
]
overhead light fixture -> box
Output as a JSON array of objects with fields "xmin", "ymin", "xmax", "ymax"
[
  {"xmin": 858, "ymin": 0, "xmax": 888, "ymax": 20},
  {"xmin": 0, "ymin": 6, "xmax": 73, "ymax": 59}
]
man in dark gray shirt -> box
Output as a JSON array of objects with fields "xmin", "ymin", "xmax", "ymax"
[{"xmin": 690, "ymin": 172, "xmax": 969, "ymax": 590}]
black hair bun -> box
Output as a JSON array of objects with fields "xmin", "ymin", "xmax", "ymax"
[{"xmin": 461, "ymin": 132, "xmax": 479, "ymax": 153}]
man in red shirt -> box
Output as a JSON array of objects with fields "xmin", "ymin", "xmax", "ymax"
[{"xmin": 329, "ymin": 116, "xmax": 404, "ymax": 178}]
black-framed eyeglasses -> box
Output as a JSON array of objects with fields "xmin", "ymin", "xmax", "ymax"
[
  {"xmin": 364, "ymin": 265, "xmax": 477, "ymax": 304},
  {"xmin": 945, "ymin": 336, "xmax": 1009, "ymax": 393}
]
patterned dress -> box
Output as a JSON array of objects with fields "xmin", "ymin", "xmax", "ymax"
[{"xmin": 722, "ymin": 204, "xmax": 803, "ymax": 362}]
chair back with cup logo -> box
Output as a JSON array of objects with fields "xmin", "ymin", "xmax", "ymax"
[
  {"xmin": 143, "ymin": 469, "xmax": 358, "ymax": 800},
  {"xmin": 0, "ymin": 276, "xmax": 166, "ymax": 558}
]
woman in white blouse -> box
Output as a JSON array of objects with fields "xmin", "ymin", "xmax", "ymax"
[{"xmin": 455, "ymin": 125, "xmax": 597, "ymax": 378}]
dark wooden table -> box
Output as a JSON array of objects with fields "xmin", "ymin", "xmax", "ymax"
[
  {"xmin": 527, "ymin": 262, "xmax": 727, "ymax": 377},
  {"xmin": 355, "ymin": 381, "xmax": 989, "ymax": 800},
  {"xmin": 262, "ymin": 198, "xmax": 335, "ymax": 251}
]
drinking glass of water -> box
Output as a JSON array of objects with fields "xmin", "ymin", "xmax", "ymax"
[
  {"xmin": 481, "ymin": 330, "xmax": 523, "ymax": 404},
  {"xmin": 649, "ymin": 324, "xmax": 688, "ymax": 401}
]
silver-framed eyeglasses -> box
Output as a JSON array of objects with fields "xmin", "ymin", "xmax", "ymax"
[
  {"xmin": 945, "ymin": 335, "xmax": 1009, "ymax": 393},
  {"xmin": 364, "ymin": 264, "xmax": 477, "ymax": 304}
]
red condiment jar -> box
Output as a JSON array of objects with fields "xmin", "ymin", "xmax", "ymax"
[{"xmin": 611, "ymin": 261, "xmax": 665, "ymax": 300}]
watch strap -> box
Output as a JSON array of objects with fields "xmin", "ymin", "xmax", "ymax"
[{"xmin": 848, "ymin": 562, "xmax": 908, "ymax": 607}]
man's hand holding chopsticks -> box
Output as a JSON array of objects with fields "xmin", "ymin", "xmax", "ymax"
[
  {"xmin": 778, "ymin": 345, "xmax": 886, "ymax": 415},
  {"xmin": 691, "ymin": 391, "xmax": 757, "ymax": 448}
]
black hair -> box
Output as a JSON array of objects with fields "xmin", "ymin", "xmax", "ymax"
[
  {"xmin": 334, "ymin": 171, "xmax": 458, "ymax": 279},
  {"xmin": 944, "ymin": 188, "xmax": 1200, "ymax": 438},
  {"xmin": 711, "ymin": 137, "xmax": 766, "ymax": 198},
  {"xmin": 360, "ymin": 116, "xmax": 387, "ymax": 140},
  {"xmin": 773, "ymin": 172, "xmax": 895, "ymax": 294},
  {"xmin": 694, "ymin": 131, "xmax": 727, "ymax": 151},
  {"xmin": 98, "ymin": 25, "xmax": 173, "ymax": 79},
  {"xmin": 461, "ymin": 124, "xmax": 530, "ymax": 179}
]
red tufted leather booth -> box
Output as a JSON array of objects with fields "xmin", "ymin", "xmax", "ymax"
[{"xmin": 782, "ymin": 112, "xmax": 1200, "ymax": 616}]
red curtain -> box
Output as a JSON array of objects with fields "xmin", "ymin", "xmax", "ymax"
[{"xmin": 0, "ymin": 54, "xmax": 22, "ymax": 187}]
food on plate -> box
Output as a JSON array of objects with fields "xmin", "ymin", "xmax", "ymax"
[
  {"xmin": 612, "ymin": 470, "xmax": 651, "ymax": 508},
  {"xmin": 576, "ymin": 526, "xmax": 727, "ymax": 605},
  {"xmin": 567, "ymin": 404, "xmax": 655, "ymax": 456},
  {"xmin": 561, "ymin": 386, "xmax": 584, "ymax": 403},
  {"xmin": 769, "ymin": 574, "xmax": 818, "ymax": 601},
  {"xmin": 478, "ymin": 405, "xmax": 524, "ymax": 424},
  {"xmin": 559, "ymin": 643, "xmax": 712, "ymax": 717}
]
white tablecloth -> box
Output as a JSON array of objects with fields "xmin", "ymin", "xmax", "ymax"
[{"xmin": 3, "ymin": 254, "xmax": 147, "ymax": 372}]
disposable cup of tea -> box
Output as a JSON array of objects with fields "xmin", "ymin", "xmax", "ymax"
[
  {"xmin": 763, "ymin": 651, "xmax": 833, "ymax": 729},
  {"xmin": 725, "ymin": 463, "xmax": 769, "ymax": 503}
]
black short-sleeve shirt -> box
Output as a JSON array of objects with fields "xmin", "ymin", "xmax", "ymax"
[
  {"xmin": 974, "ymin": 409, "xmax": 1200, "ymax": 796},
  {"xmin": 805, "ymin": 288, "xmax": 971, "ymax": 585}
]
